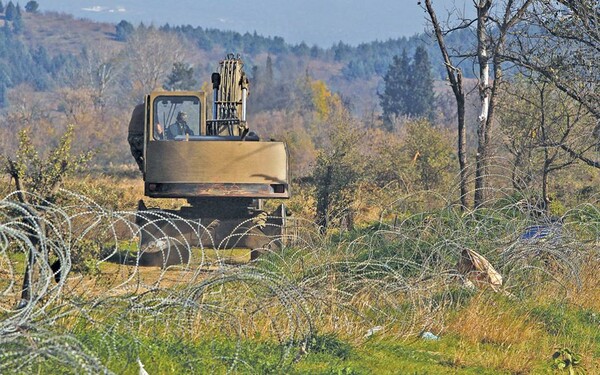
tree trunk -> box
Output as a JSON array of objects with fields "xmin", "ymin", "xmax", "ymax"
[
  {"xmin": 474, "ymin": 0, "xmax": 492, "ymax": 208},
  {"xmin": 542, "ymin": 155, "xmax": 550, "ymax": 213},
  {"xmin": 316, "ymin": 165, "xmax": 332, "ymax": 234},
  {"xmin": 424, "ymin": 0, "xmax": 469, "ymax": 210},
  {"xmin": 457, "ymin": 75, "xmax": 468, "ymax": 209}
]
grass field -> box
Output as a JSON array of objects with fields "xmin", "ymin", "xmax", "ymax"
[{"xmin": 1, "ymin": 186, "xmax": 599, "ymax": 374}]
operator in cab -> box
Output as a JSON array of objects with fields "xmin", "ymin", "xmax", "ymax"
[{"xmin": 166, "ymin": 111, "xmax": 194, "ymax": 140}]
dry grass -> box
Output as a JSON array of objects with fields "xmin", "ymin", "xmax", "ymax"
[
  {"xmin": 566, "ymin": 257, "xmax": 600, "ymax": 311},
  {"xmin": 449, "ymin": 296, "xmax": 541, "ymax": 346},
  {"xmin": 446, "ymin": 293, "xmax": 548, "ymax": 373}
]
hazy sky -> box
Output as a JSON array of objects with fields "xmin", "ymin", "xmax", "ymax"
[{"xmin": 41, "ymin": 0, "xmax": 471, "ymax": 47}]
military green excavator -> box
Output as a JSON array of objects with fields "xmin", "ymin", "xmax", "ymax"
[{"xmin": 127, "ymin": 54, "xmax": 290, "ymax": 266}]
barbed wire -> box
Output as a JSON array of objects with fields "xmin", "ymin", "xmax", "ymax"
[{"xmin": 0, "ymin": 180, "xmax": 598, "ymax": 373}]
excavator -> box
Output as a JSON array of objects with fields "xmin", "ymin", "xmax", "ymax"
[{"xmin": 127, "ymin": 54, "xmax": 290, "ymax": 266}]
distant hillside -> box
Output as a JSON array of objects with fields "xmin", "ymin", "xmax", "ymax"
[
  {"xmin": 161, "ymin": 22, "xmax": 474, "ymax": 81},
  {"xmin": 21, "ymin": 11, "xmax": 121, "ymax": 56},
  {"xmin": 0, "ymin": 10, "xmax": 474, "ymax": 111}
]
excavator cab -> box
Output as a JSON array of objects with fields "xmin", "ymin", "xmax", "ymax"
[
  {"xmin": 151, "ymin": 94, "xmax": 203, "ymax": 140},
  {"xmin": 129, "ymin": 54, "xmax": 290, "ymax": 265}
]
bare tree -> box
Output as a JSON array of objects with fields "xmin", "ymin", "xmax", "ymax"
[
  {"xmin": 123, "ymin": 28, "xmax": 187, "ymax": 101},
  {"xmin": 504, "ymin": 0, "xmax": 600, "ymax": 168},
  {"xmin": 79, "ymin": 42, "xmax": 124, "ymax": 110},
  {"xmin": 423, "ymin": 0, "xmax": 534, "ymax": 207},
  {"xmin": 507, "ymin": 0, "xmax": 599, "ymax": 116},
  {"xmin": 423, "ymin": 0, "xmax": 469, "ymax": 210},
  {"xmin": 499, "ymin": 76, "xmax": 594, "ymax": 209},
  {"xmin": 473, "ymin": 0, "xmax": 534, "ymax": 207}
]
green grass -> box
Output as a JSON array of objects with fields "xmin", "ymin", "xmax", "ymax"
[
  {"xmin": 292, "ymin": 337, "xmax": 503, "ymax": 375},
  {"xmin": 57, "ymin": 326, "xmax": 517, "ymax": 374},
  {"xmin": 65, "ymin": 328, "xmax": 552, "ymax": 374}
]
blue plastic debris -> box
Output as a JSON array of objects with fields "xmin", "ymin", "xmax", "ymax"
[
  {"xmin": 519, "ymin": 222, "xmax": 562, "ymax": 242},
  {"xmin": 520, "ymin": 225, "xmax": 552, "ymax": 240}
]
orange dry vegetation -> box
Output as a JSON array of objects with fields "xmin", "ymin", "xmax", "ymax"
[
  {"xmin": 567, "ymin": 258, "xmax": 600, "ymax": 311},
  {"xmin": 449, "ymin": 294, "xmax": 542, "ymax": 345},
  {"xmin": 21, "ymin": 12, "xmax": 122, "ymax": 56},
  {"xmin": 447, "ymin": 294, "xmax": 548, "ymax": 373}
]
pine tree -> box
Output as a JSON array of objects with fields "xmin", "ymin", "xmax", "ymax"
[
  {"xmin": 379, "ymin": 47, "xmax": 436, "ymax": 128},
  {"xmin": 5, "ymin": 1, "xmax": 15, "ymax": 21},
  {"xmin": 25, "ymin": 1, "xmax": 39, "ymax": 13},
  {"xmin": 251, "ymin": 65, "xmax": 259, "ymax": 83},
  {"xmin": 407, "ymin": 46, "xmax": 435, "ymax": 120},
  {"xmin": 115, "ymin": 20, "xmax": 134, "ymax": 41},
  {"xmin": 164, "ymin": 62, "xmax": 197, "ymax": 91},
  {"xmin": 12, "ymin": 12, "xmax": 23, "ymax": 34},
  {"xmin": 378, "ymin": 50, "xmax": 411, "ymax": 129},
  {"xmin": 32, "ymin": 46, "xmax": 50, "ymax": 70},
  {"xmin": 0, "ymin": 1, "xmax": 5, "ymax": 13}
]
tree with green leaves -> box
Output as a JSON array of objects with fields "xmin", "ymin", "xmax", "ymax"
[
  {"xmin": 4, "ymin": 125, "xmax": 92, "ymax": 307},
  {"xmin": 5, "ymin": 126, "xmax": 92, "ymax": 205},
  {"xmin": 379, "ymin": 47, "xmax": 435, "ymax": 129},
  {"xmin": 25, "ymin": 0, "xmax": 38, "ymax": 13},
  {"xmin": 5, "ymin": 1, "xmax": 15, "ymax": 21},
  {"xmin": 12, "ymin": 10, "xmax": 23, "ymax": 34},
  {"xmin": 115, "ymin": 20, "xmax": 134, "ymax": 42},
  {"xmin": 402, "ymin": 120, "xmax": 455, "ymax": 191},
  {"xmin": 408, "ymin": 46, "xmax": 435, "ymax": 120},
  {"xmin": 379, "ymin": 50, "xmax": 411, "ymax": 129},
  {"xmin": 164, "ymin": 61, "xmax": 197, "ymax": 91},
  {"xmin": 313, "ymin": 105, "xmax": 366, "ymax": 232}
]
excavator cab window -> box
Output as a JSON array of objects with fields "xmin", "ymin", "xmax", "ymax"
[{"xmin": 152, "ymin": 95, "xmax": 201, "ymax": 141}]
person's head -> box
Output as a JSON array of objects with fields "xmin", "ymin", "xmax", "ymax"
[{"xmin": 177, "ymin": 111, "xmax": 188, "ymax": 123}]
